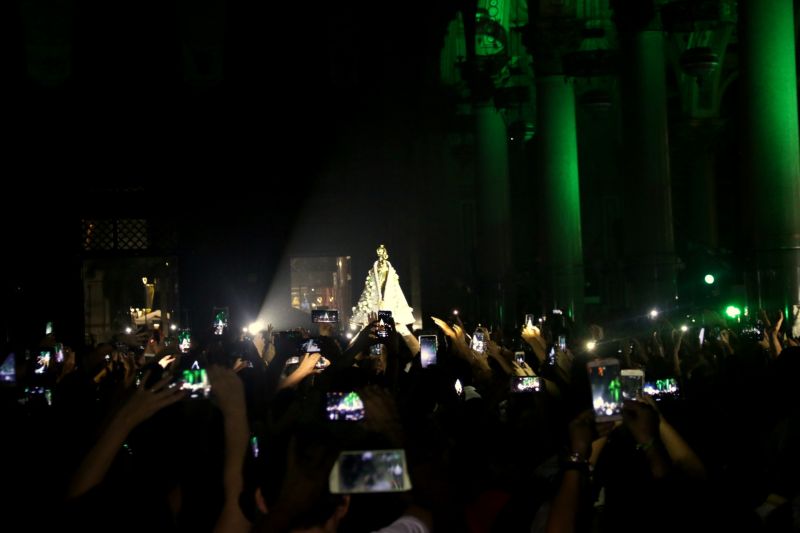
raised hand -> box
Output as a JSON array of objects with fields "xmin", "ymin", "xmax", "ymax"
[
  {"xmin": 521, "ymin": 324, "xmax": 547, "ymax": 363},
  {"xmin": 360, "ymin": 385, "xmax": 404, "ymax": 446},
  {"xmin": 114, "ymin": 372, "xmax": 187, "ymax": 429},
  {"xmin": 207, "ymin": 365, "xmax": 245, "ymax": 416},
  {"xmin": 622, "ymin": 400, "xmax": 660, "ymax": 446}
]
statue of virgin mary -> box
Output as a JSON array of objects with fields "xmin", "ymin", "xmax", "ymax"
[{"xmin": 351, "ymin": 244, "xmax": 415, "ymax": 328}]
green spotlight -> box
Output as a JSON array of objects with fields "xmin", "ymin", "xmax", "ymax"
[
  {"xmin": 725, "ymin": 305, "xmax": 741, "ymax": 319},
  {"xmin": 704, "ymin": 274, "xmax": 715, "ymax": 284}
]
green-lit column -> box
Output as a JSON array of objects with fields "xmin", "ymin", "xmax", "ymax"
[
  {"xmin": 618, "ymin": 29, "xmax": 677, "ymax": 308},
  {"xmin": 741, "ymin": 0, "xmax": 800, "ymax": 311},
  {"xmin": 537, "ymin": 75, "xmax": 584, "ymax": 323},
  {"xmin": 474, "ymin": 100, "xmax": 513, "ymax": 327}
]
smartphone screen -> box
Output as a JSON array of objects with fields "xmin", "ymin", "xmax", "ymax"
[
  {"xmin": 620, "ymin": 370, "xmax": 644, "ymax": 400},
  {"xmin": 301, "ymin": 338, "xmax": 321, "ymax": 353},
  {"xmin": 547, "ymin": 346, "xmax": 556, "ymax": 367},
  {"xmin": 587, "ymin": 358, "xmax": 623, "ymax": 421},
  {"xmin": 419, "ymin": 335, "xmax": 437, "ymax": 368},
  {"xmin": 250, "ymin": 435, "xmax": 260, "ymax": 458},
  {"xmin": 377, "ymin": 310, "xmax": 393, "ymax": 338},
  {"xmin": 698, "ymin": 327, "xmax": 705, "ymax": 346},
  {"xmin": 524, "ymin": 314, "xmax": 535, "ymax": 329},
  {"xmin": 644, "ymin": 378, "xmax": 679, "ymax": 401},
  {"xmin": 54, "ymin": 343, "xmax": 65, "ymax": 364},
  {"xmin": 471, "ymin": 331, "xmax": 486, "ymax": 353},
  {"xmin": 178, "ymin": 329, "xmax": 192, "ymax": 354},
  {"xmin": 26, "ymin": 386, "xmax": 53, "ymax": 406},
  {"xmin": 45, "ymin": 321, "xmax": 53, "ymax": 336},
  {"xmin": 558, "ymin": 335, "xmax": 567, "ymax": 351},
  {"xmin": 369, "ymin": 344, "xmax": 383, "ymax": 356},
  {"xmin": 329, "ymin": 450, "xmax": 412, "ymax": 494},
  {"xmin": 326, "ymin": 392, "xmax": 365, "ymax": 421},
  {"xmin": 213, "ymin": 308, "xmax": 229, "ymax": 336},
  {"xmin": 312, "ymin": 309, "xmax": 339, "ymax": 324},
  {"xmin": 34, "ymin": 350, "xmax": 51, "ymax": 374},
  {"xmin": 454, "ymin": 379, "xmax": 463, "ymax": 397},
  {"xmin": 181, "ymin": 367, "xmax": 211, "ymax": 399},
  {"xmin": 511, "ymin": 376, "xmax": 541, "ymax": 393},
  {"xmin": 0, "ymin": 353, "xmax": 16, "ymax": 385},
  {"xmin": 514, "ymin": 351, "xmax": 526, "ymax": 365},
  {"xmin": 285, "ymin": 356, "xmax": 301, "ymax": 365}
]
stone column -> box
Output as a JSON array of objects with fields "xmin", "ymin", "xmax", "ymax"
[
  {"xmin": 618, "ymin": 26, "xmax": 677, "ymax": 308},
  {"xmin": 537, "ymin": 75, "xmax": 585, "ymax": 323},
  {"xmin": 740, "ymin": 0, "xmax": 800, "ymax": 313},
  {"xmin": 474, "ymin": 100, "xmax": 513, "ymax": 327}
]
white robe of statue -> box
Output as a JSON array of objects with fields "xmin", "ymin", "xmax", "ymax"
[{"xmin": 351, "ymin": 260, "xmax": 415, "ymax": 328}]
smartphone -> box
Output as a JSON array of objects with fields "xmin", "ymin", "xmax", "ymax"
[
  {"xmin": 514, "ymin": 351, "xmax": 526, "ymax": 365},
  {"xmin": 213, "ymin": 308, "xmax": 229, "ymax": 336},
  {"xmin": 329, "ymin": 450, "xmax": 412, "ymax": 494},
  {"xmin": 326, "ymin": 392, "xmax": 365, "ymax": 421},
  {"xmin": 419, "ymin": 335, "xmax": 437, "ymax": 368},
  {"xmin": 698, "ymin": 327, "xmax": 705, "ymax": 346},
  {"xmin": 524, "ymin": 314, "xmax": 535, "ymax": 329},
  {"xmin": 25, "ymin": 386, "xmax": 53, "ymax": 406},
  {"xmin": 301, "ymin": 338, "xmax": 321, "ymax": 354},
  {"xmin": 45, "ymin": 321, "xmax": 53, "ymax": 336},
  {"xmin": 312, "ymin": 309, "xmax": 339, "ymax": 324},
  {"xmin": 54, "ymin": 343, "xmax": 65, "ymax": 364},
  {"xmin": 557, "ymin": 335, "xmax": 567, "ymax": 351},
  {"xmin": 377, "ymin": 310, "xmax": 393, "ymax": 338},
  {"xmin": 454, "ymin": 379, "xmax": 463, "ymax": 397},
  {"xmin": 620, "ymin": 369, "xmax": 644, "ymax": 400},
  {"xmin": 0, "ymin": 353, "xmax": 16, "ymax": 385},
  {"xmin": 471, "ymin": 330, "xmax": 486, "ymax": 354},
  {"xmin": 546, "ymin": 346, "xmax": 556, "ymax": 367},
  {"xmin": 285, "ymin": 356, "xmax": 301, "ymax": 365},
  {"xmin": 369, "ymin": 344, "xmax": 383, "ymax": 356},
  {"xmin": 178, "ymin": 329, "xmax": 192, "ymax": 354},
  {"xmin": 511, "ymin": 376, "xmax": 542, "ymax": 393},
  {"xmin": 34, "ymin": 350, "xmax": 51, "ymax": 374},
  {"xmin": 586, "ymin": 358, "xmax": 623, "ymax": 422},
  {"xmin": 250, "ymin": 435, "xmax": 260, "ymax": 458},
  {"xmin": 180, "ymin": 367, "xmax": 211, "ymax": 399},
  {"xmin": 644, "ymin": 378, "xmax": 679, "ymax": 401}
]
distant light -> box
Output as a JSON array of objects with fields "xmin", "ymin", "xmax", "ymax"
[
  {"xmin": 453, "ymin": 309, "xmax": 459, "ymax": 316},
  {"xmin": 350, "ymin": 323, "xmax": 358, "ymax": 331},
  {"xmin": 170, "ymin": 324, "xmax": 178, "ymax": 331},
  {"xmin": 725, "ymin": 305, "xmax": 741, "ymax": 319},
  {"xmin": 681, "ymin": 325, "xmax": 688, "ymax": 332},
  {"xmin": 586, "ymin": 341, "xmax": 596, "ymax": 351},
  {"xmin": 649, "ymin": 309, "xmax": 659, "ymax": 319},
  {"xmin": 704, "ymin": 274, "xmax": 715, "ymax": 285},
  {"xmin": 142, "ymin": 277, "xmax": 148, "ymax": 285},
  {"xmin": 248, "ymin": 321, "xmax": 265, "ymax": 335},
  {"xmin": 125, "ymin": 327, "xmax": 132, "ymax": 334},
  {"xmin": 345, "ymin": 332, "xmax": 353, "ymax": 340}
]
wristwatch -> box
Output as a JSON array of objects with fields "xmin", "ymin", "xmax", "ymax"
[{"xmin": 562, "ymin": 451, "xmax": 592, "ymax": 473}]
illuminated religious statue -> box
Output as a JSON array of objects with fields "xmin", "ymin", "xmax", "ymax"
[{"xmin": 351, "ymin": 244, "xmax": 415, "ymax": 329}]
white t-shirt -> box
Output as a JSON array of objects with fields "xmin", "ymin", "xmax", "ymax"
[{"xmin": 372, "ymin": 515, "xmax": 429, "ymax": 533}]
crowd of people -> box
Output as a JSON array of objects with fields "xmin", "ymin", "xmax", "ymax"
[{"xmin": 1, "ymin": 305, "xmax": 800, "ymax": 532}]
